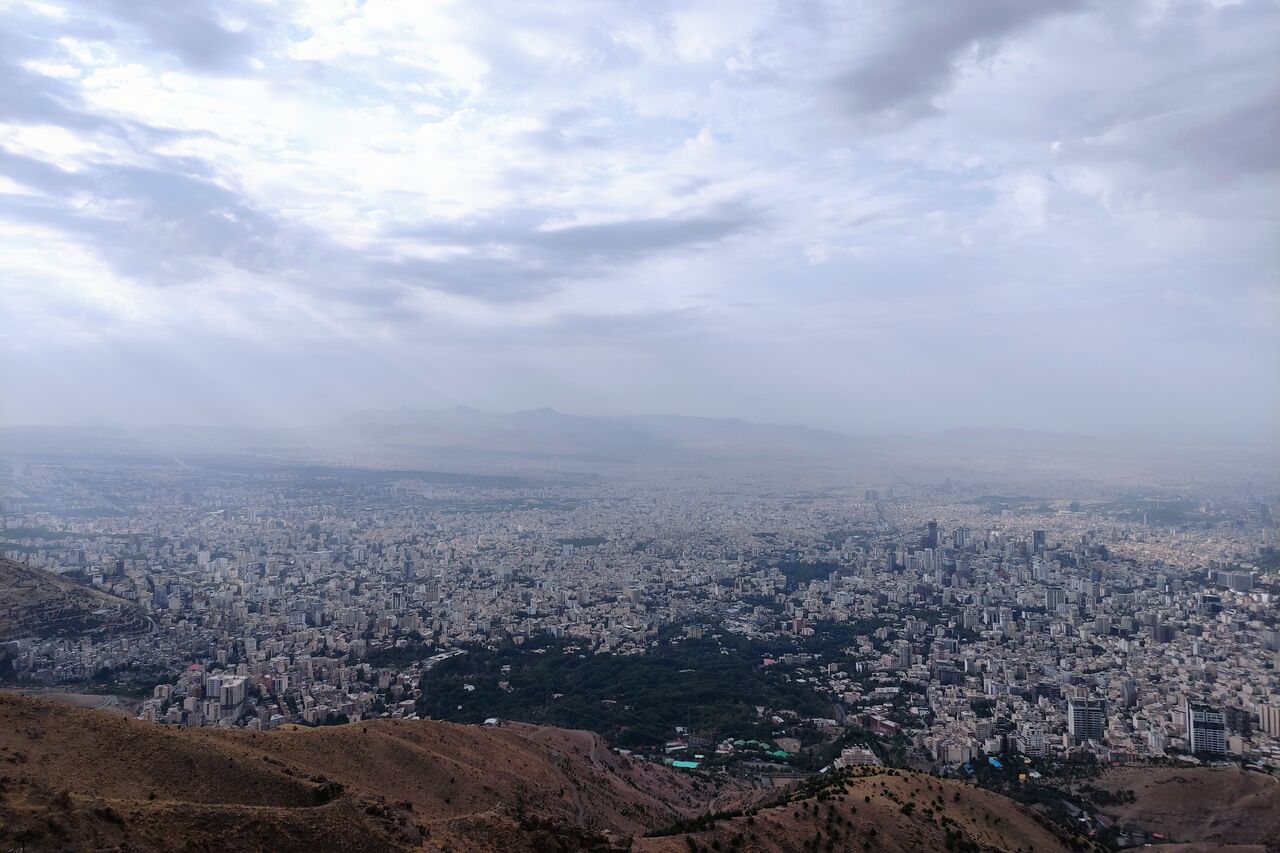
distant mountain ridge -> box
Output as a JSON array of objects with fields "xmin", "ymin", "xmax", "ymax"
[
  {"xmin": 2, "ymin": 409, "xmax": 1273, "ymax": 487},
  {"xmin": 0, "ymin": 406, "xmax": 858, "ymax": 465},
  {"xmin": 331, "ymin": 406, "xmax": 852, "ymax": 460}
]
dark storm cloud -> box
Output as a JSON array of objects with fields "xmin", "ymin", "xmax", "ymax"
[{"xmin": 833, "ymin": 0, "xmax": 1086, "ymax": 121}]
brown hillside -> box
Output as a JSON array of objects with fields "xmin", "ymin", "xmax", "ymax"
[
  {"xmin": 0, "ymin": 692, "xmax": 1117, "ymax": 852},
  {"xmin": 0, "ymin": 692, "xmax": 740, "ymax": 852},
  {"xmin": 635, "ymin": 768, "xmax": 1086, "ymax": 853},
  {"xmin": 0, "ymin": 556, "xmax": 151, "ymax": 642},
  {"xmin": 1087, "ymin": 765, "xmax": 1280, "ymax": 849}
]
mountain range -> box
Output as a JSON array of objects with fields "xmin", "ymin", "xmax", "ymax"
[
  {"xmin": 0, "ymin": 407, "xmax": 849, "ymax": 464},
  {"xmin": 2, "ymin": 407, "xmax": 1274, "ymax": 487}
]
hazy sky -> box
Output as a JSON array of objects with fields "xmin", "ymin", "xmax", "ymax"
[{"xmin": 1, "ymin": 0, "xmax": 1277, "ymax": 438}]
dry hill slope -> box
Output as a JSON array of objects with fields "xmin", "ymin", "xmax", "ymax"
[
  {"xmin": 0, "ymin": 556, "xmax": 151, "ymax": 642},
  {"xmin": 1088, "ymin": 765, "xmax": 1280, "ymax": 848},
  {"xmin": 0, "ymin": 692, "xmax": 736, "ymax": 851},
  {"xmin": 634, "ymin": 767, "xmax": 1088, "ymax": 853},
  {"xmin": 0, "ymin": 693, "xmax": 1114, "ymax": 852}
]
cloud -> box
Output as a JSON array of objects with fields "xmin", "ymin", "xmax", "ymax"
[
  {"xmin": 0, "ymin": 148, "xmax": 300, "ymax": 283},
  {"xmin": 830, "ymin": 0, "xmax": 1086, "ymax": 123},
  {"xmin": 528, "ymin": 207, "xmax": 757, "ymax": 255},
  {"xmin": 0, "ymin": 59, "xmax": 102, "ymax": 130},
  {"xmin": 362, "ymin": 201, "xmax": 758, "ymax": 301},
  {"xmin": 79, "ymin": 0, "xmax": 273, "ymax": 73},
  {"xmin": 0, "ymin": 0, "xmax": 1275, "ymax": 438}
]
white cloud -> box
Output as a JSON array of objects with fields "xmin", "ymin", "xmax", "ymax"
[{"xmin": 0, "ymin": 0, "xmax": 1275, "ymax": 436}]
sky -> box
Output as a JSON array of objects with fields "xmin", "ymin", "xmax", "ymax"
[{"xmin": 0, "ymin": 0, "xmax": 1277, "ymax": 439}]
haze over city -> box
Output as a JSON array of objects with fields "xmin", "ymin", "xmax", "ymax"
[
  {"xmin": 4, "ymin": 4, "xmax": 1280, "ymax": 853},
  {"xmin": 1, "ymin": 0, "xmax": 1277, "ymax": 440}
]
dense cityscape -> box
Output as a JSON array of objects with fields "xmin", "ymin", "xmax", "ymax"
[
  {"xmin": 4, "ymin": 453, "xmax": 1278, "ymax": 796},
  {"xmin": 2, "ymin": 0, "xmax": 1277, "ymax": 848}
]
